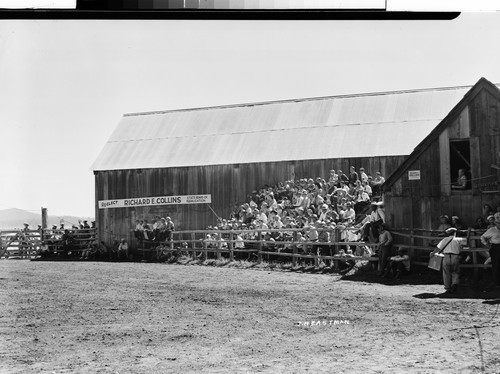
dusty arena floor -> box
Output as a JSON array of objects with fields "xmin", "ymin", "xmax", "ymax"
[{"xmin": 1, "ymin": 260, "xmax": 500, "ymax": 374}]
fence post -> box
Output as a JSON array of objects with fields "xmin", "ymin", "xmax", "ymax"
[
  {"xmin": 28, "ymin": 232, "xmax": 33, "ymax": 259},
  {"xmin": 315, "ymin": 229, "xmax": 320, "ymax": 267},
  {"xmin": 257, "ymin": 231, "xmax": 263, "ymax": 264},
  {"xmin": 22, "ymin": 232, "xmax": 27, "ymax": 259},
  {"xmin": 472, "ymin": 249, "xmax": 478, "ymax": 281},
  {"xmin": 191, "ymin": 232, "xmax": 196, "ymax": 259},
  {"xmin": 217, "ymin": 231, "xmax": 222, "ymax": 260},
  {"xmin": 409, "ymin": 229, "xmax": 415, "ymax": 262},
  {"xmin": 292, "ymin": 231, "xmax": 298, "ymax": 267},
  {"xmin": 229, "ymin": 231, "xmax": 234, "ymax": 262},
  {"xmin": 203, "ymin": 239, "xmax": 208, "ymax": 261},
  {"xmin": 334, "ymin": 227, "xmax": 340, "ymax": 256},
  {"xmin": 21, "ymin": 232, "xmax": 26, "ymax": 260}
]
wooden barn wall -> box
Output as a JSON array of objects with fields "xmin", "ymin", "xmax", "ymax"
[
  {"xmin": 386, "ymin": 88, "xmax": 500, "ymax": 233},
  {"xmin": 95, "ymin": 155, "xmax": 405, "ymax": 247}
]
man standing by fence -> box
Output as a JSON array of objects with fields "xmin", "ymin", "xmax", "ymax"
[
  {"xmin": 377, "ymin": 224, "xmax": 393, "ymax": 275},
  {"xmin": 438, "ymin": 228, "xmax": 466, "ymax": 294},
  {"xmin": 480, "ymin": 218, "xmax": 500, "ymax": 289}
]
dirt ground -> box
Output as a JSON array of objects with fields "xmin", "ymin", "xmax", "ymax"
[{"xmin": 1, "ymin": 259, "xmax": 500, "ymax": 374}]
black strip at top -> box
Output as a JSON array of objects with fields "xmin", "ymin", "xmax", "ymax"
[{"xmin": 0, "ymin": 9, "xmax": 460, "ymax": 20}]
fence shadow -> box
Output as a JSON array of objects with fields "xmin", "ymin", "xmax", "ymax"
[
  {"xmin": 340, "ymin": 264, "xmax": 498, "ymax": 300},
  {"xmin": 340, "ymin": 265, "xmax": 444, "ymax": 286},
  {"xmin": 342, "ymin": 270, "xmax": 500, "ymax": 300},
  {"xmin": 413, "ymin": 287, "xmax": 500, "ymax": 300},
  {"xmin": 483, "ymin": 298, "xmax": 500, "ymax": 305}
]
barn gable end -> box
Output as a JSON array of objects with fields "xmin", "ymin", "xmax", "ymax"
[{"xmin": 383, "ymin": 78, "xmax": 500, "ymax": 230}]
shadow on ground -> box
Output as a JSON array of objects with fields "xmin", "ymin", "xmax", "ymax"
[
  {"xmin": 413, "ymin": 290, "xmax": 500, "ymax": 300},
  {"xmin": 341, "ymin": 264, "xmax": 500, "ymax": 300},
  {"xmin": 483, "ymin": 298, "xmax": 500, "ymax": 304},
  {"xmin": 340, "ymin": 265, "xmax": 443, "ymax": 285}
]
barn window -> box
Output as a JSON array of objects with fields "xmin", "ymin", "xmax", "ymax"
[{"xmin": 450, "ymin": 140, "xmax": 471, "ymax": 190}]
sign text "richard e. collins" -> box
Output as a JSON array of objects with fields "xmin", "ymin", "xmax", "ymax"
[{"xmin": 98, "ymin": 194, "xmax": 212, "ymax": 209}]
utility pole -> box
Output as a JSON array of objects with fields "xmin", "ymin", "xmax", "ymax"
[{"xmin": 41, "ymin": 207, "xmax": 48, "ymax": 229}]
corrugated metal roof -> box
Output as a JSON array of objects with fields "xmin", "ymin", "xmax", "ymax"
[{"xmin": 92, "ymin": 84, "xmax": 478, "ymax": 171}]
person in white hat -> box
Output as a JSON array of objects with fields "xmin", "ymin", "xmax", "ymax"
[
  {"xmin": 451, "ymin": 216, "xmax": 464, "ymax": 230},
  {"xmin": 481, "ymin": 217, "xmax": 500, "ymax": 288},
  {"xmin": 437, "ymin": 215, "xmax": 451, "ymax": 236},
  {"xmin": 436, "ymin": 227, "xmax": 466, "ymax": 293},
  {"xmin": 487, "ymin": 215, "xmax": 495, "ymax": 229}
]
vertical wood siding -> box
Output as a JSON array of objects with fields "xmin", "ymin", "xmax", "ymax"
[
  {"xmin": 386, "ymin": 88, "xmax": 500, "ymax": 231},
  {"xmin": 95, "ymin": 155, "xmax": 405, "ymax": 247}
]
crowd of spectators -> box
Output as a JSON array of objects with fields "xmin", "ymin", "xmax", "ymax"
[
  {"xmin": 133, "ymin": 216, "xmax": 175, "ymax": 245},
  {"xmin": 41, "ymin": 220, "xmax": 97, "ymax": 257},
  {"xmin": 203, "ymin": 167, "xmax": 387, "ymax": 258},
  {"xmin": 436, "ymin": 204, "xmax": 500, "ymax": 237}
]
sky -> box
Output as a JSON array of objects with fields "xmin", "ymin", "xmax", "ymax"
[{"xmin": 1, "ymin": 12, "xmax": 500, "ymax": 217}]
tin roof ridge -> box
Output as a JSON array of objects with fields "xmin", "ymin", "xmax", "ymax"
[
  {"xmin": 107, "ymin": 118, "xmax": 440, "ymax": 143},
  {"xmin": 123, "ymin": 82, "xmax": 483, "ymax": 117}
]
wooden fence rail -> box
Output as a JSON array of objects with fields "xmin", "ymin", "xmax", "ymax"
[
  {"xmin": 0, "ymin": 228, "xmax": 98, "ymax": 259},
  {"xmin": 2, "ymin": 226, "xmax": 492, "ymax": 279},
  {"xmin": 0, "ymin": 230, "xmax": 43, "ymax": 259},
  {"xmin": 134, "ymin": 228, "xmax": 381, "ymax": 267},
  {"xmin": 134, "ymin": 227, "xmax": 493, "ymax": 278},
  {"xmin": 390, "ymin": 228, "xmax": 491, "ymax": 280}
]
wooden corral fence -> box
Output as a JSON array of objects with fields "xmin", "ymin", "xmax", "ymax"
[
  {"xmin": 134, "ymin": 227, "xmax": 380, "ymax": 268},
  {"xmin": 0, "ymin": 228, "xmax": 98, "ymax": 259},
  {"xmin": 134, "ymin": 227, "xmax": 493, "ymax": 278},
  {"xmin": 40, "ymin": 228, "xmax": 98, "ymax": 257},
  {"xmin": 0, "ymin": 230, "xmax": 43, "ymax": 259},
  {"xmin": 390, "ymin": 228, "xmax": 492, "ymax": 279}
]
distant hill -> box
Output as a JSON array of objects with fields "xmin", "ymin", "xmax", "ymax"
[{"xmin": 0, "ymin": 208, "xmax": 94, "ymax": 231}]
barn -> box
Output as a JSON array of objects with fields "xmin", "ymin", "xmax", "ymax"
[
  {"xmin": 383, "ymin": 77, "xmax": 500, "ymax": 231},
  {"xmin": 92, "ymin": 81, "xmax": 488, "ymax": 247}
]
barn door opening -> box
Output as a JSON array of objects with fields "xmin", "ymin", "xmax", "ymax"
[{"xmin": 450, "ymin": 140, "xmax": 471, "ymax": 190}]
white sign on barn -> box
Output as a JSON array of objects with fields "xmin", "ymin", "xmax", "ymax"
[
  {"xmin": 98, "ymin": 194, "xmax": 212, "ymax": 209},
  {"xmin": 408, "ymin": 170, "xmax": 421, "ymax": 180}
]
